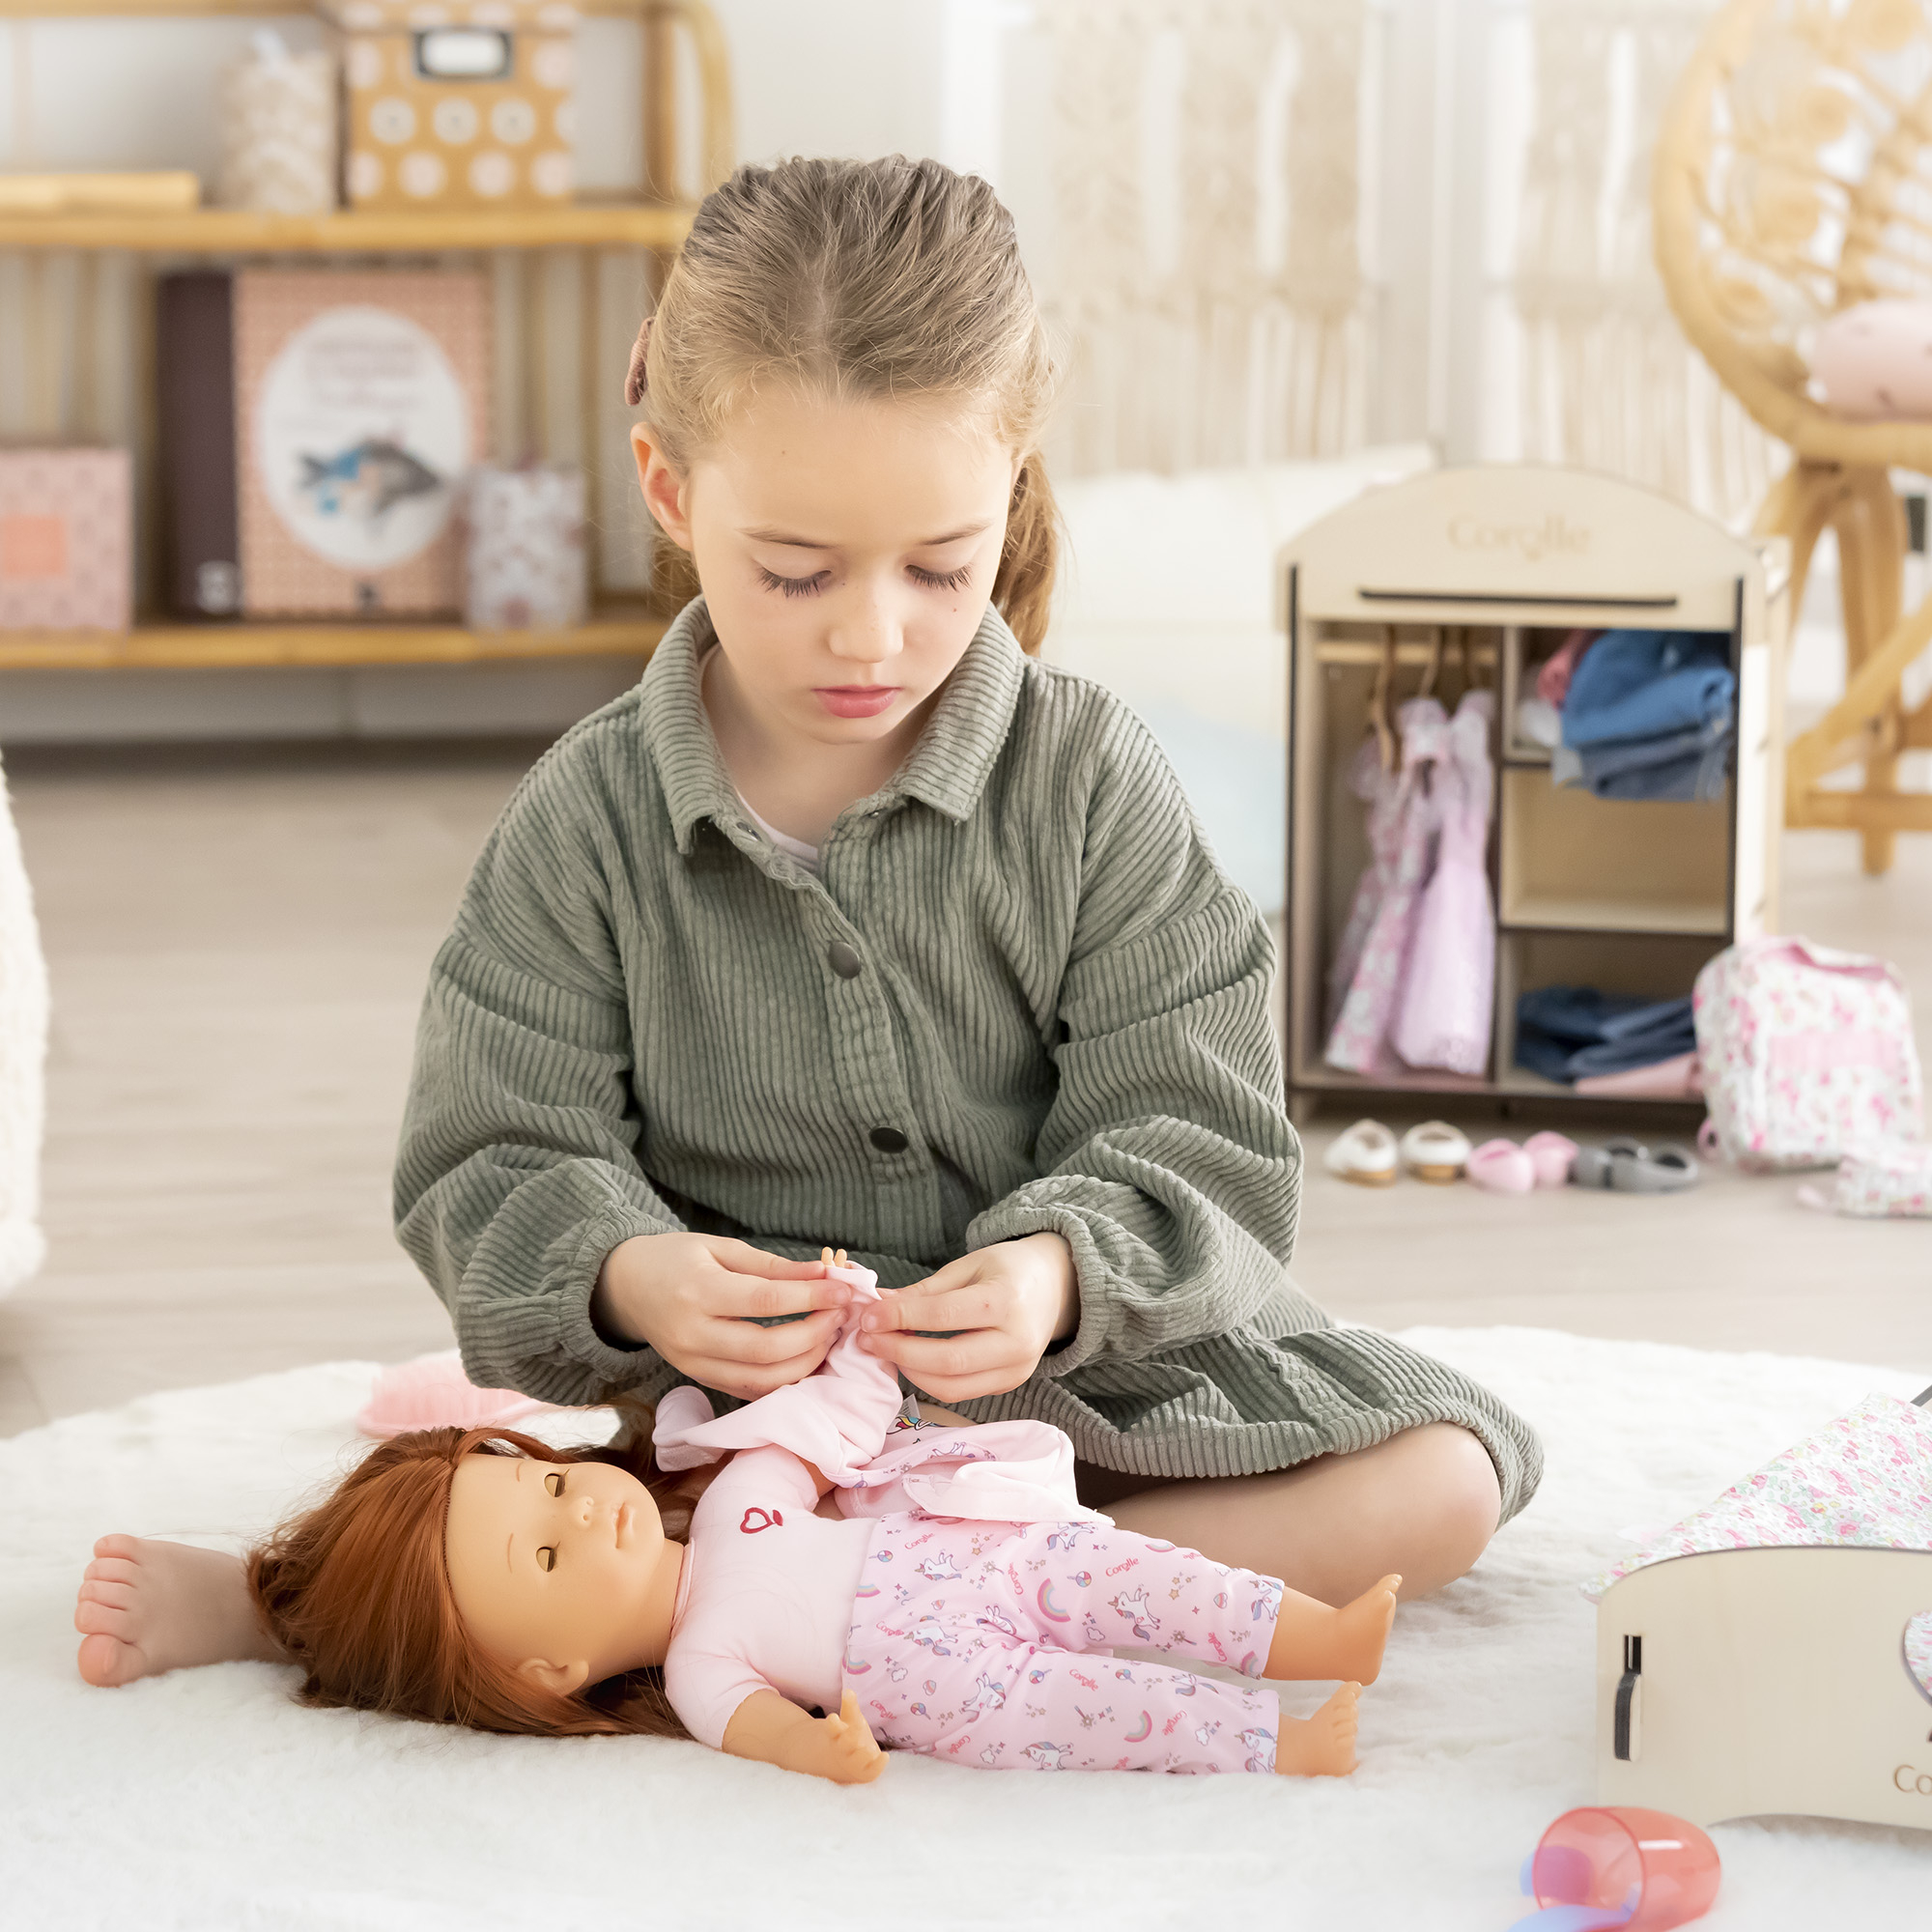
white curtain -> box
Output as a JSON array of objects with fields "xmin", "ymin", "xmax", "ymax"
[
  {"xmin": 1034, "ymin": 0, "xmax": 1370, "ymax": 477},
  {"xmin": 1509, "ymin": 0, "xmax": 1782, "ymax": 522}
]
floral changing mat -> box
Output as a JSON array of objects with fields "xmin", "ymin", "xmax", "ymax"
[{"xmin": 1582, "ymin": 1390, "xmax": 1932, "ymax": 1604}]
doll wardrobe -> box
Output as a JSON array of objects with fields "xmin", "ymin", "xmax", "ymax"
[{"xmin": 1278, "ymin": 465, "xmax": 1787, "ymax": 1123}]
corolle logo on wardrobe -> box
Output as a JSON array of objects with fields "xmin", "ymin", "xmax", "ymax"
[
  {"xmin": 1446, "ymin": 514, "xmax": 1591, "ymax": 563},
  {"xmin": 1894, "ymin": 1763, "xmax": 1932, "ymax": 1797}
]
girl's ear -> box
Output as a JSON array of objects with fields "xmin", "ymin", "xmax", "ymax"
[
  {"xmin": 518, "ymin": 1656, "xmax": 593, "ymax": 1697},
  {"xmin": 631, "ymin": 424, "xmax": 695, "ymax": 553}
]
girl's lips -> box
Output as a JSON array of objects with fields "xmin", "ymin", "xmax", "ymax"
[{"xmin": 814, "ymin": 686, "xmax": 898, "ymax": 719}]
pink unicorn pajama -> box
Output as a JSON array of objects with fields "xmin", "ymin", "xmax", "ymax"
[{"xmin": 654, "ymin": 1262, "xmax": 1288, "ymax": 1774}]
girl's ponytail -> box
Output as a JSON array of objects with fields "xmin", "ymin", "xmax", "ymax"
[{"xmin": 994, "ymin": 456, "xmax": 1060, "ymax": 658}]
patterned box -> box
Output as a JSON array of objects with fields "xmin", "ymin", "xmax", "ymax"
[
  {"xmin": 325, "ymin": 1, "xmax": 577, "ymax": 212},
  {"xmin": 464, "ymin": 465, "xmax": 586, "ymax": 628},
  {"xmin": 235, "ymin": 269, "xmax": 491, "ymax": 617},
  {"xmin": 0, "ymin": 449, "xmax": 132, "ymax": 632}
]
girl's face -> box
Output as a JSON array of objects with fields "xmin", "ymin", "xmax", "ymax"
[
  {"xmin": 443, "ymin": 1452, "xmax": 672, "ymax": 1694},
  {"xmin": 635, "ymin": 389, "xmax": 1017, "ymax": 748}
]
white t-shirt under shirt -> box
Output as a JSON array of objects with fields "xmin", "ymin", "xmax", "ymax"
[{"xmin": 737, "ymin": 794, "xmax": 822, "ymax": 873}]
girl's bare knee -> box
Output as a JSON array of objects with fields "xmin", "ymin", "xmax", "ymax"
[{"xmin": 1404, "ymin": 1423, "xmax": 1503, "ymax": 1581}]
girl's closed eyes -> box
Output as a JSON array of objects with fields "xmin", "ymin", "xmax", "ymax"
[{"xmin": 754, "ymin": 561, "xmax": 977, "ymax": 599}]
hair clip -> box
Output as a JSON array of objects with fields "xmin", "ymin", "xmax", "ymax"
[{"xmin": 625, "ymin": 316, "xmax": 655, "ymax": 408}]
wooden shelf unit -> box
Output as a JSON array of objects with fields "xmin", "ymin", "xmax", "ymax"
[
  {"xmin": 0, "ymin": 611, "xmax": 666, "ymax": 671},
  {"xmin": 0, "ymin": 204, "xmax": 696, "ymax": 254},
  {"xmin": 1280, "ymin": 465, "xmax": 1788, "ymax": 1121},
  {"xmin": 0, "ymin": 0, "xmax": 728, "ymax": 677}
]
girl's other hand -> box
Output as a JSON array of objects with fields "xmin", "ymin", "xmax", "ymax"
[
  {"xmin": 857, "ymin": 1232, "xmax": 1077, "ymax": 1403},
  {"xmin": 590, "ymin": 1233, "xmax": 849, "ymax": 1400}
]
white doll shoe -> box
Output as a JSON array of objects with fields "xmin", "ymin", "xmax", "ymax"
[
  {"xmin": 1399, "ymin": 1121, "xmax": 1470, "ymax": 1183},
  {"xmin": 1323, "ymin": 1119, "xmax": 1399, "ymax": 1186}
]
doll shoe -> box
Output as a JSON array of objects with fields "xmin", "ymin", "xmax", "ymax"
[
  {"xmin": 1323, "ymin": 1119, "xmax": 1399, "ymax": 1186},
  {"xmin": 1612, "ymin": 1141, "xmax": 1702, "ymax": 1193},
  {"xmin": 1466, "ymin": 1138, "xmax": 1536, "ymax": 1193},
  {"xmin": 1569, "ymin": 1137, "xmax": 1645, "ymax": 1188},
  {"xmin": 1571, "ymin": 1138, "xmax": 1701, "ymax": 1193},
  {"xmin": 1521, "ymin": 1131, "xmax": 1579, "ymax": 1188},
  {"xmin": 1400, "ymin": 1120, "xmax": 1470, "ymax": 1183}
]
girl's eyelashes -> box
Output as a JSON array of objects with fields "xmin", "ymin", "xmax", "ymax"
[
  {"xmin": 754, "ymin": 562, "xmax": 976, "ymax": 598},
  {"xmin": 545, "ymin": 1470, "xmax": 565, "ymax": 1496},
  {"xmin": 537, "ymin": 1546, "xmax": 555, "ymax": 1572},
  {"xmin": 756, "ymin": 565, "xmax": 828, "ymax": 599}
]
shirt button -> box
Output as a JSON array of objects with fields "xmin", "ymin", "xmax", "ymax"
[
  {"xmin": 827, "ymin": 940, "xmax": 863, "ymax": 980},
  {"xmin": 868, "ymin": 1125, "xmax": 909, "ymax": 1153}
]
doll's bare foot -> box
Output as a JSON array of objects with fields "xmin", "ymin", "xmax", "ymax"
[
  {"xmin": 1274, "ymin": 1682, "xmax": 1360, "ymax": 1777},
  {"xmin": 1265, "ymin": 1574, "xmax": 1400, "ymax": 1687},
  {"xmin": 74, "ymin": 1534, "xmax": 277, "ymax": 1687}
]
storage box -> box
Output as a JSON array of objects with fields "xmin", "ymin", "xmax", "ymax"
[
  {"xmin": 326, "ymin": 0, "xmax": 577, "ymax": 211},
  {"xmin": 465, "ymin": 465, "xmax": 586, "ymax": 629},
  {"xmin": 0, "ymin": 449, "xmax": 132, "ymax": 632},
  {"xmin": 234, "ymin": 269, "xmax": 491, "ymax": 617}
]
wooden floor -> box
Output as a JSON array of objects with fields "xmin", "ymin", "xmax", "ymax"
[{"xmin": 2, "ymin": 738, "xmax": 1929, "ymax": 1437}]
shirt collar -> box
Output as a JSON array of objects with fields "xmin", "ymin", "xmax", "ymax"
[{"xmin": 641, "ymin": 598, "xmax": 1027, "ymax": 855}]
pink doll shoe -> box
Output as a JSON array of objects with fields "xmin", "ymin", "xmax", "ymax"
[
  {"xmin": 355, "ymin": 1350, "xmax": 567, "ymax": 1440},
  {"xmin": 1521, "ymin": 1131, "xmax": 1579, "ymax": 1188},
  {"xmin": 1466, "ymin": 1138, "xmax": 1536, "ymax": 1193}
]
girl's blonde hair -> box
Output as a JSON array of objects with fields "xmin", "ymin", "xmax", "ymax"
[{"xmin": 628, "ymin": 155, "xmax": 1060, "ymax": 655}]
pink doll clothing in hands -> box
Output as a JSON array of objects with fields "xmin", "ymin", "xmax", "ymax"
[
  {"xmin": 652, "ymin": 1260, "xmax": 1104, "ymax": 1524},
  {"xmin": 846, "ymin": 1515, "xmax": 1284, "ymax": 1773}
]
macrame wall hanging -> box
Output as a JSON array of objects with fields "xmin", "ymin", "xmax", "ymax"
[
  {"xmin": 1514, "ymin": 0, "xmax": 1783, "ymax": 522},
  {"xmin": 1037, "ymin": 0, "xmax": 1369, "ymax": 478}
]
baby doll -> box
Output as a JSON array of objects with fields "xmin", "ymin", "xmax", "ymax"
[{"xmin": 249, "ymin": 1253, "xmax": 1399, "ymax": 1779}]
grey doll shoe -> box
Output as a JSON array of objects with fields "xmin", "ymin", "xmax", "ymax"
[
  {"xmin": 1571, "ymin": 1137, "xmax": 1701, "ymax": 1193},
  {"xmin": 1570, "ymin": 1138, "xmax": 1645, "ymax": 1187}
]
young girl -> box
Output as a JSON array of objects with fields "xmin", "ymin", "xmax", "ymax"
[
  {"xmin": 242, "ymin": 1253, "xmax": 1400, "ymax": 1777},
  {"xmin": 75, "ymin": 156, "xmax": 1537, "ymax": 1693}
]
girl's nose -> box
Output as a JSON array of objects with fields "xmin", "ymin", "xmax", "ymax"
[{"xmin": 829, "ymin": 596, "xmax": 902, "ymax": 663}]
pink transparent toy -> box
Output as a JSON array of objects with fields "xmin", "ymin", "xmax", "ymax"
[{"xmin": 1511, "ymin": 1807, "xmax": 1720, "ymax": 1931}]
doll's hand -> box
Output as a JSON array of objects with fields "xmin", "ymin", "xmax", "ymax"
[
  {"xmin": 857, "ymin": 1232, "xmax": 1077, "ymax": 1403},
  {"xmin": 818, "ymin": 1690, "xmax": 887, "ymax": 1784},
  {"xmin": 590, "ymin": 1233, "xmax": 850, "ymax": 1401}
]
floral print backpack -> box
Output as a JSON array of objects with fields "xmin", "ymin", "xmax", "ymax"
[{"xmin": 1692, "ymin": 936, "xmax": 1922, "ymax": 1171}]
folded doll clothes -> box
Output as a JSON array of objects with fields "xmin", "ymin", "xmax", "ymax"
[
  {"xmin": 650, "ymin": 1259, "xmax": 1297, "ymax": 1773},
  {"xmin": 1390, "ymin": 689, "xmax": 1495, "ymax": 1077},
  {"xmin": 1514, "ymin": 985, "xmax": 1697, "ymax": 1085},
  {"xmin": 1556, "ymin": 629, "xmax": 1736, "ymax": 805}
]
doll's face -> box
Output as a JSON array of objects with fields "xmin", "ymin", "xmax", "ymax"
[{"xmin": 443, "ymin": 1454, "xmax": 677, "ymax": 1696}]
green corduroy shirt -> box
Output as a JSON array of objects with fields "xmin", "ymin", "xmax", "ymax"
[{"xmin": 395, "ymin": 600, "xmax": 1541, "ymax": 1518}]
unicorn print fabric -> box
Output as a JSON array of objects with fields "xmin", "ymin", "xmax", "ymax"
[{"xmin": 655, "ymin": 1260, "xmax": 1290, "ymax": 1772}]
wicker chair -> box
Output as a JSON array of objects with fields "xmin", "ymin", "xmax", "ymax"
[{"xmin": 1654, "ymin": 0, "xmax": 1932, "ymax": 873}]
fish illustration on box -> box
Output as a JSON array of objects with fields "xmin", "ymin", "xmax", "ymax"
[
  {"xmin": 236, "ymin": 270, "xmax": 489, "ymax": 616},
  {"xmin": 298, "ymin": 438, "xmax": 443, "ymax": 526}
]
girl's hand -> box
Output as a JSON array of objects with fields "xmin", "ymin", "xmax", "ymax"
[
  {"xmin": 857, "ymin": 1232, "xmax": 1077, "ymax": 1404},
  {"xmin": 590, "ymin": 1233, "xmax": 850, "ymax": 1400}
]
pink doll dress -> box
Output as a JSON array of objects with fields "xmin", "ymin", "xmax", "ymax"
[
  {"xmin": 1325, "ymin": 696, "xmax": 1448, "ymax": 1074},
  {"xmin": 655, "ymin": 1263, "xmax": 1287, "ymax": 1773},
  {"xmin": 1391, "ymin": 689, "xmax": 1495, "ymax": 1077}
]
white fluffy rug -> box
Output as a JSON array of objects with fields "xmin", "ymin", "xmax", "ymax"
[{"xmin": 4, "ymin": 1327, "xmax": 1929, "ymax": 1930}]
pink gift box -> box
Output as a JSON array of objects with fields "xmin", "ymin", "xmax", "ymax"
[{"xmin": 0, "ymin": 448, "xmax": 132, "ymax": 631}]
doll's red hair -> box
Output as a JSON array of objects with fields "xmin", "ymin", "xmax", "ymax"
[{"xmin": 246, "ymin": 1425, "xmax": 691, "ymax": 1739}]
